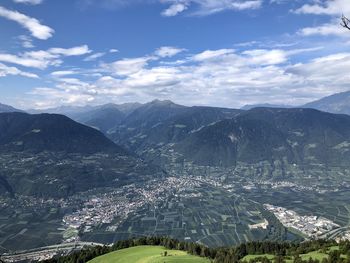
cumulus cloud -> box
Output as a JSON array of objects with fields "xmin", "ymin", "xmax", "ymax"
[
  {"xmin": 29, "ymin": 87, "xmax": 96, "ymax": 109},
  {"xmin": 0, "ymin": 5, "xmax": 54, "ymax": 40},
  {"xmin": 0, "ymin": 62, "xmax": 38, "ymax": 78},
  {"xmin": 161, "ymin": 2, "xmax": 188, "ymax": 16},
  {"xmin": 242, "ymin": 49, "xmax": 288, "ymax": 65},
  {"xmin": 27, "ymin": 45, "xmax": 346, "ymax": 109},
  {"xmin": 298, "ymin": 21, "xmax": 350, "ymax": 37},
  {"xmin": 293, "ymin": 1, "xmax": 350, "ymax": 38},
  {"xmin": 0, "ymin": 45, "xmax": 91, "ymax": 69},
  {"xmin": 101, "ymin": 56, "xmax": 155, "ymax": 76},
  {"xmin": 294, "ymin": 0, "xmax": 350, "ymax": 16}
]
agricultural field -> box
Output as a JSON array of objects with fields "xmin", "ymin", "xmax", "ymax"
[
  {"xmin": 88, "ymin": 246, "xmax": 210, "ymax": 263},
  {"xmin": 0, "ymin": 204, "xmax": 64, "ymax": 253},
  {"xmin": 81, "ymin": 184, "xmax": 294, "ymax": 247}
]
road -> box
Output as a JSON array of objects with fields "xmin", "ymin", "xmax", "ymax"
[{"xmin": 0, "ymin": 242, "xmax": 106, "ymax": 263}]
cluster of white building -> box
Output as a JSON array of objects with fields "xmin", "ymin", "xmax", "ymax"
[
  {"xmin": 63, "ymin": 197, "xmax": 136, "ymax": 231},
  {"xmin": 336, "ymin": 231, "xmax": 350, "ymax": 242},
  {"xmin": 264, "ymin": 204, "xmax": 339, "ymax": 238}
]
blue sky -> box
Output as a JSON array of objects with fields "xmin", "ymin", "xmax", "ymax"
[{"xmin": 0, "ymin": 0, "xmax": 349, "ymax": 109}]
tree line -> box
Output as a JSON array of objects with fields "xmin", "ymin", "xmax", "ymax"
[{"xmin": 42, "ymin": 237, "xmax": 350, "ymax": 263}]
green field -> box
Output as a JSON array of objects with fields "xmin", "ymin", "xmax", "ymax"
[{"xmin": 88, "ymin": 246, "xmax": 211, "ymax": 263}]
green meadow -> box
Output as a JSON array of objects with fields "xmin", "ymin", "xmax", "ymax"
[{"xmin": 88, "ymin": 245, "xmax": 211, "ymax": 263}]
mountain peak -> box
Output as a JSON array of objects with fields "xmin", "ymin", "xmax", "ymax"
[{"xmin": 149, "ymin": 99, "xmax": 178, "ymax": 106}]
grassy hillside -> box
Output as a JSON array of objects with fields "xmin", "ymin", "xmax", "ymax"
[
  {"xmin": 241, "ymin": 245, "xmax": 349, "ymax": 263},
  {"xmin": 88, "ymin": 246, "xmax": 210, "ymax": 263}
]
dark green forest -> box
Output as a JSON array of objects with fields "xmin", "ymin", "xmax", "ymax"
[{"xmin": 43, "ymin": 237, "xmax": 350, "ymax": 263}]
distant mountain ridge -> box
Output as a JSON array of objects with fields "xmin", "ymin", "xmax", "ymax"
[
  {"xmin": 0, "ymin": 102, "xmax": 23, "ymax": 113},
  {"xmin": 241, "ymin": 103, "xmax": 292, "ymax": 110},
  {"xmin": 302, "ymin": 90, "xmax": 350, "ymax": 115},
  {"xmin": 29, "ymin": 102, "xmax": 143, "ymax": 133}
]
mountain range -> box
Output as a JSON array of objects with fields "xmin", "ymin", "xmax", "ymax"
[
  {"xmin": 1, "ymin": 89, "xmax": 350, "ymax": 197},
  {"xmin": 0, "ymin": 112, "xmax": 162, "ymax": 198},
  {"xmin": 26, "ymin": 99, "xmax": 350, "ymax": 178},
  {"xmin": 175, "ymin": 107, "xmax": 350, "ymax": 167}
]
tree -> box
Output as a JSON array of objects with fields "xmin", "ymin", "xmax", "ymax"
[{"xmin": 341, "ymin": 15, "xmax": 350, "ymax": 30}]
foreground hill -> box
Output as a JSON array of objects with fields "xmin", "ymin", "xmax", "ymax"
[
  {"xmin": 0, "ymin": 113, "xmax": 162, "ymax": 197},
  {"xmin": 41, "ymin": 237, "xmax": 350, "ymax": 263},
  {"xmin": 303, "ymin": 90, "xmax": 350, "ymax": 115},
  {"xmin": 88, "ymin": 246, "xmax": 210, "ymax": 263}
]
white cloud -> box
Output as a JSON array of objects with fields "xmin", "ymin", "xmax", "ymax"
[
  {"xmin": 28, "ymin": 45, "xmax": 343, "ymax": 109},
  {"xmin": 29, "ymin": 87, "xmax": 96, "ymax": 109},
  {"xmin": 294, "ymin": 0, "xmax": 350, "ymax": 16},
  {"xmin": 187, "ymin": 0, "xmax": 263, "ymax": 16},
  {"xmin": 49, "ymin": 45, "xmax": 91, "ymax": 56},
  {"xmin": 155, "ymin": 46, "xmax": 185, "ymax": 57},
  {"xmin": 242, "ymin": 49, "xmax": 287, "ymax": 65},
  {"xmin": 230, "ymin": 1, "xmax": 262, "ymax": 10},
  {"xmin": 162, "ymin": 2, "xmax": 188, "ymax": 16},
  {"xmin": 82, "ymin": 0, "xmax": 263, "ymax": 16},
  {"xmin": 0, "ymin": 45, "xmax": 91, "ymax": 69},
  {"xmin": 13, "ymin": 0, "xmax": 43, "ymax": 5},
  {"xmin": 0, "ymin": 52, "xmax": 58, "ymax": 69},
  {"xmin": 298, "ymin": 21, "xmax": 349, "ymax": 37},
  {"xmin": 17, "ymin": 35, "xmax": 34, "ymax": 48},
  {"xmin": 101, "ymin": 56, "xmax": 155, "ymax": 76},
  {"xmin": 0, "ymin": 5, "xmax": 54, "ymax": 40},
  {"xmin": 193, "ymin": 49, "xmax": 235, "ymax": 61},
  {"xmin": 84, "ymin": 52, "xmax": 106, "ymax": 61},
  {"xmin": 51, "ymin": 70, "xmax": 77, "ymax": 77},
  {"xmin": 0, "ymin": 62, "xmax": 38, "ymax": 78},
  {"xmin": 109, "ymin": 49, "xmax": 119, "ymax": 53}
]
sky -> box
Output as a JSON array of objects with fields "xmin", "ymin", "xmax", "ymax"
[{"xmin": 0, "ymin": 0, "xmax": 350, "ymax": 109}]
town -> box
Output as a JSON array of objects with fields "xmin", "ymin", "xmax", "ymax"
[{"xmin": 62, "ymin": 177, "xmax": 203, "ymax": 241}]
